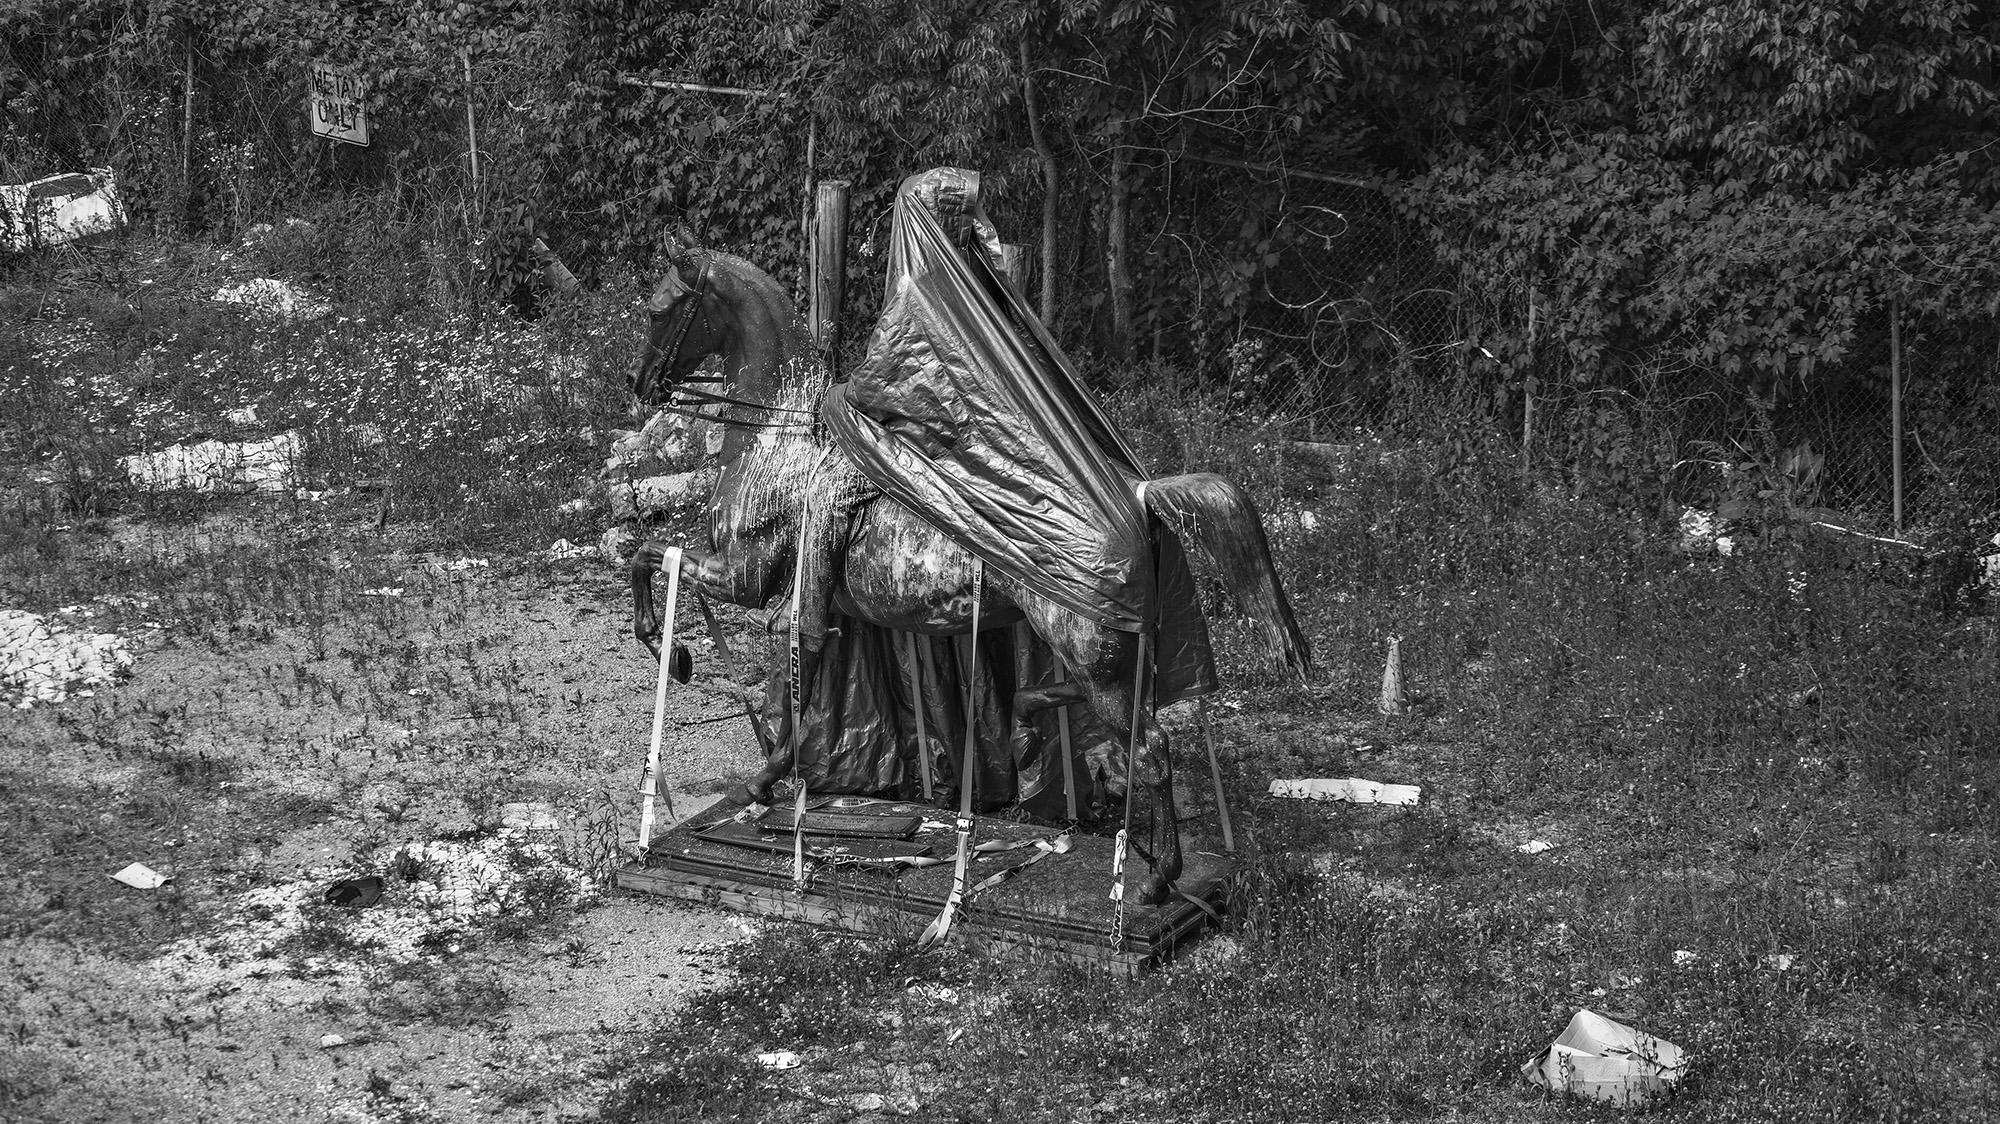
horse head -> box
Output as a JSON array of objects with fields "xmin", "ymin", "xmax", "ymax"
[{"xmin": 630, "ymin": 243, "xmax": 724, "ymax": 405}]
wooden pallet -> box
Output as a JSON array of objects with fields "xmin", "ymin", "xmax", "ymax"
[{"xmin": 616, "ymin": 797, "xmax": 1238, "ymax": 974}]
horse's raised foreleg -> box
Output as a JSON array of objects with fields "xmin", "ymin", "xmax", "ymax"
[{"xmin": 630, "ymin": 539, "xmax": 786, "ymax": 659}]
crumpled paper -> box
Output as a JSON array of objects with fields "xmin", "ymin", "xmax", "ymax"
[{"xmin": 1522, "ymin": 1009, "xmax": 1685, "ymax": 1107}]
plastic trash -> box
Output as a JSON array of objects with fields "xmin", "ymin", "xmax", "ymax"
[
  {"xmin": 500, "ymin": 802, "xmax": 560, "ymax": 831},
  {"xmin": 1522, "ymin": 1009, "xmax": 1685, "ymax": 1108},
  {"xmin": 1268, "ymin": 778, "xmax": 1421, "ymax": 805},
  {"xmin": 324, "ymin": 875, "xmax": 384, "ymax": 908},
  {"xmin": 1518, "ymin": 839, "xmax": 1555, "ymax": 855},
  {"xmin": 757, "ymin": 1051, "xmax": 801, "ymax": 1070},
  {"xmin": 110, "ymin": 862, "xmax": 167, "ymax": 889}
]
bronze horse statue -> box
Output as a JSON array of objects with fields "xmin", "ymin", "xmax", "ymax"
[{"xmin": 626, "ymin": 244, "xmax": 1310, "ymax": 905}]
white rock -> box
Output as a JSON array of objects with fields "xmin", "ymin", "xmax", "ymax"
[
  {"xmin": 609, "ymin": 471, "xmax": 703, "ymax": 521},
  {"xmin": 213, "ymin": 277, "xmax": 330, "ymax": 321}
]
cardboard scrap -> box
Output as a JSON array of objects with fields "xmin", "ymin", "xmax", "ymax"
[
  {"xmin": 1269, "ymin": 777, "xmax": 1421, "ymax": 805},
  {"xmin": 1523, "ymin": 1009, "xmax": 1685, "ymax": 1108}
]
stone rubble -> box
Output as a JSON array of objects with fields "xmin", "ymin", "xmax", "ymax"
[{"xmin": 0, "ymin": 607, "xmax": 134, "ymax": 708}]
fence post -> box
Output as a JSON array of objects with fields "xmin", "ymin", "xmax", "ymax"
[
  {"xmin": 1891, "ymin": 297, "xmax": 1904, "ymax": 536},
  {"xmin": 181, "ymin": 48, "xmax": 195, "ymax": 231},
  {"xmin": 1523, "ymin": 286, "xmax": 1540, "ymax": 469},
  {"xmin": 809, "ymin": 179, "xmax": 850, "ymax": 370},
  {"xmin": 460, "ymin": 50, "xmax": 480, "ymax": 215}
]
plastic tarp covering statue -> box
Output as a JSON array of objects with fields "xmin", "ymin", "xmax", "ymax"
[{"xmin": 822, "ymin": 168, "xmax": 1216, "ymax": 705}]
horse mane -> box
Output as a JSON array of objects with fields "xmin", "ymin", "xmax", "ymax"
[{"xmin": 699, "ymin": 249, "xmax": 817, "ymax": 376}]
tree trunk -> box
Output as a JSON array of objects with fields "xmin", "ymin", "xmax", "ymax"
[
  {"xmin": 1020, "ymin": 39, "xmax": 1059, "ymax": 324},
  {"xmin": 1105, "ymin": 142, "xmax": 1133, "ymax": 362}
]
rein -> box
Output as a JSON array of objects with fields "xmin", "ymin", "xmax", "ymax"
[{"xmin": 644, "ymin": 254, "xmax": 821, "ymax": 435}]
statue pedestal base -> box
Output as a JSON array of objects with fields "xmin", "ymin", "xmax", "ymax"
[{"xmin": 616, "ymin": 796, "xmax": 1237, "ymax": 975}]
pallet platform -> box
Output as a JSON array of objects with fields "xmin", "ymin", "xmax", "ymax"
[{"xmin": 616, "ymin": 797, "xmax": 1238, "ymax": 973}]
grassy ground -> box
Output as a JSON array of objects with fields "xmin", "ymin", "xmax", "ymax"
[{"xmin": 5, "ymin": 225, "xmax": 1998, "ymax": 1123}]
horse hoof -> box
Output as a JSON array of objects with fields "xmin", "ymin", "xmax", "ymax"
[
  {"xmin": 1138, "ymin": 875, "xmax": 1174, "ymax": 907},
  {"xmin": 724, "ymin": 783, "xmax": 770, "ymax": 807},
  {"xmin": 668, "ymin": 642, "xmax": 693, "ymax": 683}
]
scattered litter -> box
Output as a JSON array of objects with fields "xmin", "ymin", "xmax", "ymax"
[
  {"xmin": 499, "ymin": 802, "xmax": 559, "ymax": 831},
  {"xmin": 224, "ymin": 404, "xmax": 260, "ymax": 426},
  {"xmin": 599, "ymin": 525, "xmax": 637, "ymax": 563},
  {"xmin": 0, "ymin": 168, "xmax": 125, "ymax": 251},
  {"xmin": 318, "ymin": 1034, "xmax": 347, "ymax": 1049},
  {"xmin": 121, "ymin": 431, "xmax": 302, "ymax": 494},
  {"xmin": 946, "ymin": 1027, "xmax": 966, "ymax": 1046},
  {"xmin": 1517, "ymin": 840, "xmax": 1555, "ymax": 855},
  {"xmin": 2, "ymin": 608, "xmax": 134, "ymax": 708},
  {"xmin": 547, "ymin": 538, "xmax": 594, "ymax": 561},
  {"xmin": 1269, "ymin": 777, "xmax": 1421, "ymax": 805},
  {"xmin": 1522, "ymin": 1009, "xmax": 1685, "ymax": 1108},
  {"xmin": 111, "ymin": 862, "xmax": 168, "ymax": 889},
  {"xmin": 360, "ymin": 587, "xmax": 404, "ymax": 598},
  {"xmin": 557, "ymin": 497, "xmax": 591, "ymax": 516},
  {"xmin": 757, "ymin": 1051, "xmax": 801, "ymax": 1070},
  {"xmin": 213, "ymin": 277, "xmax": 331, "ymax": 321},
  {"xmin": 1672, "ymin": 949, "xmax": 1700, "ymax": 968},
  {"xmin": 324, "ymin": 876, "xmax": 383, "ymax": 908},
  {"xmin": 1760, "ymin": 952, "xmax": 1799, "ymax": 972},
  {"xmin": 421, "ymin": 557, "xmax": 490, "ymax": 573},
  {"xmin": 240, "ymin": 218, "xmax": 315, "ymax": 246},
  {"xmin": 908, "ymin": 982, "xmax": 960, "ymax": 1006}
]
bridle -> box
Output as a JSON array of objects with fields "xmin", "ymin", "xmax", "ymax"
[{"xmin": 639, "ymin": 252, "xmax": 816, "ymax": 433}]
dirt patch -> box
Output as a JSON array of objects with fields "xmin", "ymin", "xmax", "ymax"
[{"xmin": 0, "ymin": 512, "xmax": 773, "ymax": 1123}]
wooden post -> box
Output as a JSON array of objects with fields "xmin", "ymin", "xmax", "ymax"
[
  {"xmin": 1522, "ymin": 286, "xmax": 1539, "ymax": 468},
  {"xmin": 997, "ymin": 243, "xmax": 1032, "ymax": 296},
  {"xmin": 461, "ymin": 50, "xmax": 480, "ymax": 209},
  {"xmin": 181, "ymin": 48, "xmax": 195, "ymax": 227},
  {"xmin": 800, "ymin": 118, "xmax": 816, "ymax": 290},
  {"xmin": 809, "ymin": 179, "xmax": 851, "ymax": 365},
  {"xmin": 1890, "ymin": 297, "xmax": 1904, "ymax": 536}
]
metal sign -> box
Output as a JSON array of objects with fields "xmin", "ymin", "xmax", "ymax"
[{"xmin": 308, "ymin": 61, "xmax": 369, "ymax": 146}]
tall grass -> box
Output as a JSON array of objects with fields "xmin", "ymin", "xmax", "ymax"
[{"xmin": 597, "ymin": 375, "xmax": 1998, "ymax": 1123}]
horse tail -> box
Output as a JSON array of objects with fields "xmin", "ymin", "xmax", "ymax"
[{"xmin": 1142, "ymin": 473, "xmax": 1314, "ymax": 681}]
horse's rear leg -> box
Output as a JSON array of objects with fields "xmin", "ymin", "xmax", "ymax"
[
  {"xmin": 731, "ymin": 663, "xmax": 792, "ymax": 805},
  {"xmin": 1026, "ymin": 605, "xmax": 1183, "ymax": 906},
  {"xmin": 1128, "ymin": 716, "xmax": 1182, "ymax": 906}
]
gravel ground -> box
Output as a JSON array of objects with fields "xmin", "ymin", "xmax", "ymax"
[{"xmin": 2, "ymin": 516, "xmax": 776, "ymax": 1123}]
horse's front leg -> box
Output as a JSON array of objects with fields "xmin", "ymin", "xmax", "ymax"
[{"xmin": 629, "ymin": 538, "xmax": 783, "ymax": 659}]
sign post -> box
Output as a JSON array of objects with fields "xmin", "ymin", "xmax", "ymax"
[{"xmin": 308, "ymin": 61, "xmax": 370, "ymax": 147}]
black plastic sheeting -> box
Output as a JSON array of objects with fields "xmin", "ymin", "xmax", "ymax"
[{"xmin": 782, "ymin": 168, "xmax": 1218, "ymax": 810}]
